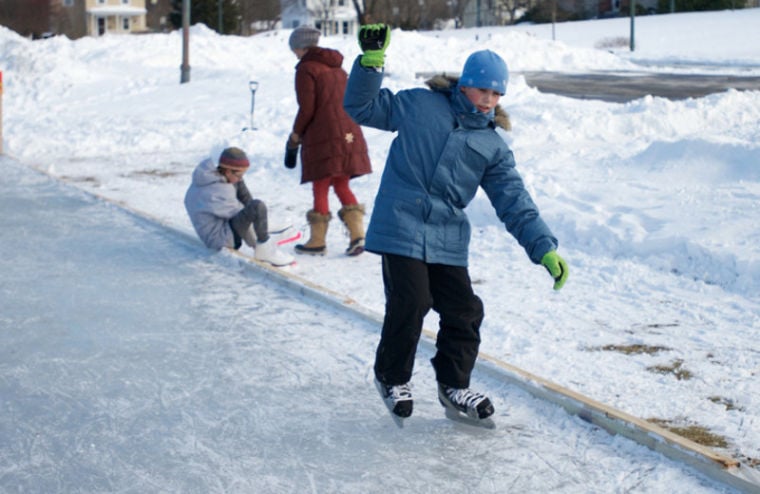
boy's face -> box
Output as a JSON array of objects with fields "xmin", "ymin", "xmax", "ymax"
[{"xmin": 460, "ymin": 86, "xmax": 502, "ymax": 113}]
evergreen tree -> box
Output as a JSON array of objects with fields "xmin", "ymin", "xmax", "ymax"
[{"xmin": 170, "ymin": 0, "xmax": 241, "ymax": 34}]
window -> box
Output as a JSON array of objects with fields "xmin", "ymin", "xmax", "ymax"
[
  {"xmin": 122, "ymin": 0, "xmax": 130, "ymax": 4},
  {"xmin": 123, "ymin": 17, "xmax": 130, "ymax": 30},
  {"xmin": 97, "ymin": 0, "xmax": 106, "ymax": 5},
  {"xmin": 63, "ymin": 0, "xmax": 74, "ymax": 6}
]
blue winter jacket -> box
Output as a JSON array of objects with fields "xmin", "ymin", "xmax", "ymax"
[{"xmin": 344, "ymin": 57, "xmax": 558, "ymax": 267}]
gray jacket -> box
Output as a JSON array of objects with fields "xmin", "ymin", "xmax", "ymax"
[{"xmin": 184, "ymin": 157, "xmax": 252, "ymax": 250}]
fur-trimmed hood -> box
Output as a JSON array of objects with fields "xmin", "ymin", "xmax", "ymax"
[{"xmin": 425, "ymin": 74, "xmax": 512, "ymax": 131}]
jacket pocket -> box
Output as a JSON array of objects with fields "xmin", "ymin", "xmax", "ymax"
[{"xmin": 371, "ymin": 187, "xmax": 425, "ymax": 238}]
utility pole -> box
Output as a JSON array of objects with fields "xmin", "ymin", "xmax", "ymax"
[
  {"xmin": 629, "ymin": 0, "xmax": 635, "ymax": 51},
  {"xmin": 552, "ymin": 0, "xmax": 557, "ymax": 41},
  {"xmin": 218, "ymin": 0, "xmax": 223, "ymax": 33},
  {"xmin": 181, "ymin": 0, "xmax": 191, "ymax": 83}
]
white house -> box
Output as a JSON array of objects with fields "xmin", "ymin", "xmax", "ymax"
[
  {"xmin": 85, "ymin": 0, "xmax": 148, "ymax": 36},
  {"xmin": 280, "ymin": 0, "xmax": 359, "ymax": 36}
]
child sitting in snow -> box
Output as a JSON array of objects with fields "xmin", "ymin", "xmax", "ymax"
[{"xmin": 184, "ymin": 146, "xmax": 295, "ymax": 267}]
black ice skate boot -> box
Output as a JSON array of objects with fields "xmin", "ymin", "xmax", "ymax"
[
  {"xmin": 375, "ymin": 378, "xmax": 413, "ymax": 426},
  {"xmin": 438, "ymin": 383, "xmax": 494, "ymax": 420}
]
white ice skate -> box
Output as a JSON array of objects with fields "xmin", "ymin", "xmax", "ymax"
[{"xmin": 255, "ymin": 238, "xmax": 295, "ymax": 267}]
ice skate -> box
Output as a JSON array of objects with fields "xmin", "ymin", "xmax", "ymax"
[
  {"xmin": 254, "ymin": 238, "xmax": 295, "ymax": 267},
  {"xmin": 438, "ymin": 383, "xmax": 495, "ymax": 428},
  {"xmin": 375, "ymin": 378, "xmax": 412, "ymax": 427}
]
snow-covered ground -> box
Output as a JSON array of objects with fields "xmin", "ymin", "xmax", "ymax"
[{"xmin": 1, "ymin": 7, "xmax": 759, "ymax": 487}]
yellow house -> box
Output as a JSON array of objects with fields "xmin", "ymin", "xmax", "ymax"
[{"xmin": 85, "ymin": 0, "xmax": 148, "ymax": 36}]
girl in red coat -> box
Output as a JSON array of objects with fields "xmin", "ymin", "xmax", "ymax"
[{"xmin": 287, "ymin": 25, "xmax": 372, "ymax": 256}]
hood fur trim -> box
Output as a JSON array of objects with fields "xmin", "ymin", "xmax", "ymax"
[{"xmin": 425, "ymin": 74, "xmax": 511, "ymax": 131}]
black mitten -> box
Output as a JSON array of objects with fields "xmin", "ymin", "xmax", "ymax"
[{"xmin": 284, "ymin": 141, "xmax": 298, "ymax": 169}]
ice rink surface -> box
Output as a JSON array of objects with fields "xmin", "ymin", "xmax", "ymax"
[{"xmin": 0, "ymin": 158, "xmax": 732, "ymax": 493}]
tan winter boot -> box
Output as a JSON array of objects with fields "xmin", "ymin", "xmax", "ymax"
[
  {"xmin": 295, "ymin": 210, "xmax": 331, "ymax": 256},
  {"xmin": 338, "ymin": 204, "xmax": 365, "ymax": 256}
]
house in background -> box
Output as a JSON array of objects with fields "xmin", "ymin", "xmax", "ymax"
[
  {"xmin": 460, "ymin": 0, "xmax": 502, "ymax": 27},
  {"xmin": 280, "ymin": 0, "xmax": 359, "ymax": 36},
  {"xmin": 82, "ymin": 0, "xmax": 147, "ymax": 36},
  {"xmin": 0, "ymin": 0, "xmax": 158, "ymax": 39}
]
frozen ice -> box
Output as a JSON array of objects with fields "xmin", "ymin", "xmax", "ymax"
[{"xmin": 0, "ymin": 159, "xmax": 733, "ymax": 492}]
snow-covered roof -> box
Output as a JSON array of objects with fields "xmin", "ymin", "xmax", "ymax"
[{"xmin": 86, "ymin": 6, "xmax": 147, "ymax": 16}]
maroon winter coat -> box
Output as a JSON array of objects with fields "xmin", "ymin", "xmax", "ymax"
[{"xmin": 292, "ymin": 47, "xmax": 372, "ymax": 184}]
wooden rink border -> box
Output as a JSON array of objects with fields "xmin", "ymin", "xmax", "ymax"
[{"xmin": 17, "ymin": 157, "xmax": 760, "ymax": 494}]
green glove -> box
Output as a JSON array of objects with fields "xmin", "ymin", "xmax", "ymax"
[
  {"xmin": 358, "ymin": 23, "xmax": 390, "ymax": 68},
  {"xmin": 540, "ymin": 250, "xmax": 569, "ymax": 290}
]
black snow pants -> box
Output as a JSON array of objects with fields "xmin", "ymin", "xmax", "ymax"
[{"xmin": 374, "ymin": 253, "xmax": 484, "ymax": 389}]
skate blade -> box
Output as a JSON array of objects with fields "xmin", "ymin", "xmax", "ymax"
[
  {"xmin": 444, "ymin": 407, "xmax": 496, "ymax": 430},
  {"xmin": 389, "ymin": 413, "xmax": 406, "ymax": 428},
  {"xmin": 257, "ymin": 259, "xmax": 296, "ymax": 268},
  {"xmin": 379, "ymin": 399, "xmax": 408, "ymax": 428}
]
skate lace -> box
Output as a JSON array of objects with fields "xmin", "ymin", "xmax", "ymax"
[
  {"xmin": 446, "ymin": 387, "xmax": 485, "ymax": 408},
  {"xmin": 390, "ymin": 383, "xmax": 412, "ymax": 401}
]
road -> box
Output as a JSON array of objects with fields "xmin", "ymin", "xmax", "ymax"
[{"xmin": 519, "ymin": 71, "xmax": 760, "ymax": 102}]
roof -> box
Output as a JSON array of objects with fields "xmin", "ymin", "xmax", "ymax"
[{"xmin": 86, "ymin": 6, "xmax": 147, "ymax": 16}]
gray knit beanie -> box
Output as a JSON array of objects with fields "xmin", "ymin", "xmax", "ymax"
[{"xmin": 289, "ymin": 25, "xmax": 320, "ymax": 50}]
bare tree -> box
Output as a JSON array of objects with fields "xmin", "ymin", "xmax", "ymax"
[
  {"xmin": 239, "ymin": 0, "xmax": 281, "ymax": 34},
  {"xmin": 351, "ymin": 0, "xmax": 385, "ymax": 24},
  {"xmin": 350, "ymin": 0, "xmax": 475, "ymax": 30},
  {"xmin": 492, "ymin": 0, "xmax": 537, "ymax": 23},
  {"xmin": 0, "ymin": 0, "xmax": 51, "ymax": 37}
]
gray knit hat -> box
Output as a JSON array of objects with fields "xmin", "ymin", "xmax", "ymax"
[{"xmin": 289, "ymin": 25, "xmax": 320, "ymax": 50}]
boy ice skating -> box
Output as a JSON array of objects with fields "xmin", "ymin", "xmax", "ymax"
[
  {"xmin": 184, "ymin": 147, "xmax": 295, "ymax": 267},
  {"xmin": 344, "ymin": 25, "xmax": 569, "ymax": 425}
]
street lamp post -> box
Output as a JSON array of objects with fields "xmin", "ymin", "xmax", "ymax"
[
  {"xmin": 218, "ymin": 0, "xmax": 223, "ymax": 33},
  {"xmin": 629, "ymin": 0, "xmax": 635, "ymax": 51},
  {"xmin": 181, "ymin": 0, "xmax": 191, "ymax": 83}
]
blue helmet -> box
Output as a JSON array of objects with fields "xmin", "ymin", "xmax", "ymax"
[{"xmin": 458, "ymin": 50, "xmax": 509, "ymax": 95}]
